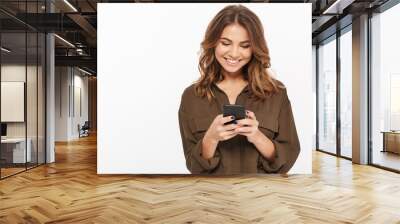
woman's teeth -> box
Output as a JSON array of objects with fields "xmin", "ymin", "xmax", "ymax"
[{"xmin": 226, "ymin": 58, "xmax": 240, "ymax": 65}]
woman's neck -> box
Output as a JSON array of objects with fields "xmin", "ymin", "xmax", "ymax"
[{"xmin": 220, "ymin": 70, "xmax": 247, "ymax": 85}]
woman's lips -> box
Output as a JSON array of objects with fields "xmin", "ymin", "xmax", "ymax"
[{"xmin": 225, "ymin": 57, "xmax": 241, "ymax": 66}]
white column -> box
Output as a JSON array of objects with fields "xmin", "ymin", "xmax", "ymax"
[
  {"xmin": 46, "ymin": 33, "xmax": 55, "ymax": 163},
  {"xmin": 46, "ymin": 1, "xmax": 55, "ymax": 163}
]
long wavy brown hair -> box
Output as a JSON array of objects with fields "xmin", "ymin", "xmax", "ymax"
[{"xmin": 195, "ymin": 4, "xmax": 284, "ymax": 102}]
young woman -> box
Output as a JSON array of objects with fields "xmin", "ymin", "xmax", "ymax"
[{"xmin": 178, "ymin": 5, "xmax": 300, "ymax": 174}]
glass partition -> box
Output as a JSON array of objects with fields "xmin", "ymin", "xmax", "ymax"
[
  {"xmin": 27, "ymin": 31, "xmax": 38, "ymax": 169},
  {"xmin": 1, "ymin": 31, "xmax": 28, "ymax": 178},
  {"xmin": 317, "ymin": 35, "xmax": 337, "ymax": 155},
  {"xmin": 0, "ymin": 1, "xmax": 46, "ymax": 179}
]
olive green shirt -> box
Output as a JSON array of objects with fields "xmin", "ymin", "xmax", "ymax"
[{"xmin": 178, "ymin": 82, "xmax": 300, "ymax": 174}]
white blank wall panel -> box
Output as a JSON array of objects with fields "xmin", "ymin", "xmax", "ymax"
[
  {"xmin": 98, "ymin": 3, "xmax": 312, "ymax": 174},
  {"xmin": 1, "ymin": 82, "xmax": 25, "ymax": 122}
]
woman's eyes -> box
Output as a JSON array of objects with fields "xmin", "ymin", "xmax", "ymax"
[{"xmin": 221, "ymin": 42, "xmax": 250, "ymax": 48}]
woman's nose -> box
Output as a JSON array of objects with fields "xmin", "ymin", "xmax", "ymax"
[{"xmin": 228, "ymin": 46, "xmax": 240, "ymax": 58}]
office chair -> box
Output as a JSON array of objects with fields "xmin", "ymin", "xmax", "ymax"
[{"xmin": 79, "ymin": 121, "xmax": 90, "ymax": 138}]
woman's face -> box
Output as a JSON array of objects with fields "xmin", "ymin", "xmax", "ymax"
[{"xmin": 215, "ymin": 23, "xmax": 252, "ymax": 77}]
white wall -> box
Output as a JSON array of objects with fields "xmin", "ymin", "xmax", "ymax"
[
  {"xmin": 1, "ymin": 65, "xmax": 40, "ymax": 137},
  {"xmin": 55, "ymin": 67, "xmax": 89, "ymax": 141},
  {"xmin": 1, "ymin": 64, "xmax": 46, "ymax": 163},
  {"xmin": 1, "ymin": 65, "xmax": 28, "ymax": 142},
  {"xmin": 98, "ymin": 3, "xmax": 313, "ymax": 174},
  {"xmin": 55, "ymin": 67, "xmax": 69, "ymax": 141},
  {"xmin": 1, "ymin": 82, "xmax": 24, "ymax": 122}
]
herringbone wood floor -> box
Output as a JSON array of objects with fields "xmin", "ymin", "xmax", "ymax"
[{"xmin": 1, "ymin": 134, "xmax": 400, "ymax": 224}]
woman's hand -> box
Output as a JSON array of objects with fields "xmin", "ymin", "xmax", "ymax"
[
  {"xmin": 236, "ymin": 110, "xmax": 276, "ymax": 160},
  {"xmin": 235, "ymin": 110, "xmax": 263, "ymax": 144},
  {"xmin": 201, "ymin": 115, "xmax": 238, "ymax": 159},
  {"xmin": 204, "ymin": 114, "xmax": 238, "ymax": 143}
]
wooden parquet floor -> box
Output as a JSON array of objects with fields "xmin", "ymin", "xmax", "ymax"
[{"xmin": 1, "ymin": 134, "xmax": 400, "ymax": 224}]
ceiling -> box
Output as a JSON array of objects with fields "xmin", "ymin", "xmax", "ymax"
[{"xmin": 0, "ymin": 0, "xmax": 392, "ymax": 75}]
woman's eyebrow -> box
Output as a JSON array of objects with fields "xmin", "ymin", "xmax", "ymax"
[{"xmin": 220, "ymin": 37, "xmax": 250, "ymax": 43}]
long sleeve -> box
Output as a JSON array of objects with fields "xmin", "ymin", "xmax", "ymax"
[
  {"xmin": 178, "ymin": 104, "xmax": 221, "ymax": 174},
  {"xmin": 259, "ymin": 90, "xmax": 300, "ymax": 174}
]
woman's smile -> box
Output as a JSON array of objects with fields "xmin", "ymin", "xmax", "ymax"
[{"xmin": 224, "ymin": 57, "xmax": 241, "ymax": 66}]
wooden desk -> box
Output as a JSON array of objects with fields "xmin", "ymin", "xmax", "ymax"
[{"xmin": 381, "ymin": 131, "xmax": 400, "ymax": 154}]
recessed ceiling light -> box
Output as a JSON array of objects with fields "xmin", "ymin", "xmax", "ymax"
[
  {"xmin": 63, "ymin": 0, "xmax": 78, "ymax": 12},
  {"xmin": 1, "ymin": 47, "xmax": 11, "ymax": 53},
  {"xmin": 78, "ymin": 67, "xmax": 93, "ymax": 76},
  {"xmin": 322, "ymin": 0, "xmax": 355, "ymax": 15},
  {"xmin": 54, "ymin": 34, "xmax": 75, "ymax": 48}
]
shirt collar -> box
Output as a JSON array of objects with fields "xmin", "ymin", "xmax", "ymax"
[{"xmin": 212, "ymin": 82, "xmax": 250, "ymax": 94}]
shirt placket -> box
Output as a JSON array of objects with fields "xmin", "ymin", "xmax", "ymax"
[
  {"xmin": 213, "ymin": 84, "xmax": 249, "ymax": 173},
  {"xmin": 235, "ymin": 93, "xmax": 245, "ymax": 173}
]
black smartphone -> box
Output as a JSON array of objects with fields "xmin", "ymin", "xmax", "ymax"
[{"xmin": 223, "ymin": 104, "xmax": 246, "ymax": 125}]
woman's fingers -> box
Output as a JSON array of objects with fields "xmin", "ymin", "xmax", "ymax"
[
  {"xmin": 221, "ymin": 131, "xmax": 237, "ymax": 140},
  {"xmin": 236, "ymin": 118, "xmax": 257, "ymax": 127},
  {"xmin": 212, "ymin": 113, "xmax": 259, "ymax": 141},
  {"xmin": 222, "ymin": 123, "xmax": 237, "ymax": 131},
  {"xmin": 246, "ymin": 110, "xmax": 256, "ymax": 120},
  {"xmin": 235, "ymin": 126, "xmax": 253, "ymax": 134},
  {"xmin": 220, "ymin": 130, "xmax": 237, "ymax": 140},
  {"xmin": 236, "ymin": 119, "xmax": 251, "ymax": 126},
  {"xmin": 220, "ymin": 115, "xmax": 235, "ymax": 125}
]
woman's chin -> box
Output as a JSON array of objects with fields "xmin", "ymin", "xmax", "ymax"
[{"xmin": 221, "ymin": 67, "xmax": 243, "ymax": 75}]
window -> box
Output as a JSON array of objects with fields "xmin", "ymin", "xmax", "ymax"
[
  {"xmin": 340, "ymin": 28, "xmax": 352, "ymax": 158},
  {"xmin": 371, "ymin": 3, "xmax": 400, "ymax": 171},
  {"xmin": 318, "ymin": 36, "xmax": 337, "ymax": 154}
]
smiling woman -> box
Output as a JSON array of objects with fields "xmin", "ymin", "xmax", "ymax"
[
  {"xmin": 215, "ymin": 25, "xmax": 252, "ymax": 77},
  {"xmin": 178, "ymin": 4, "xmax": 301, "ymax": 175}
]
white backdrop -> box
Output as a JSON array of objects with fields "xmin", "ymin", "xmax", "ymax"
[{"xmin": 98, "ymin": 3, "xmax": 312, "ymax": 174}]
